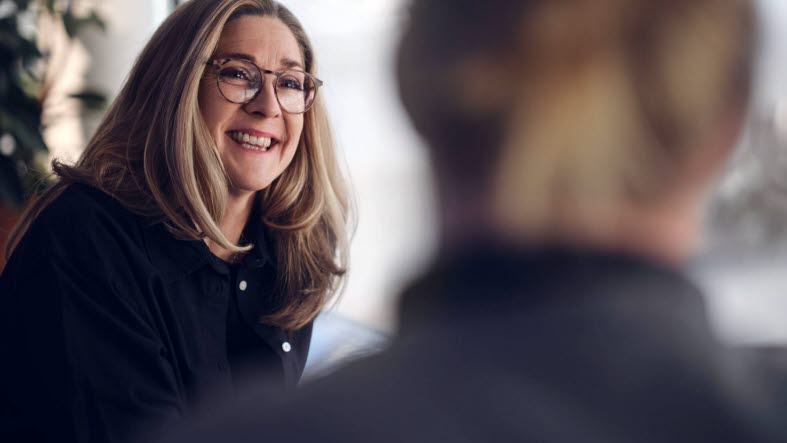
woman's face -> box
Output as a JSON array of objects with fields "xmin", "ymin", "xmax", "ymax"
[{"xmin": 199, "ymin": 15, "xmax": 305, "ymax": 195}]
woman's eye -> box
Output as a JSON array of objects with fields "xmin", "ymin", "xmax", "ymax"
[
  {"xmin": 220, "ymin": 68, "xmax": 250, "ymax": 80},
  {"xmin": 279, "ymin": 77, "xmax": 303, "ymax": 90}
]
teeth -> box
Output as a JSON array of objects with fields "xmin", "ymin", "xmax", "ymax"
[
  {"xmin": 229, "ymin": 131, "xmax": 274, "ymax": 151},
  {"xmin": 242, "ymin": 143, "xmax": 269, "ymax": 152}
]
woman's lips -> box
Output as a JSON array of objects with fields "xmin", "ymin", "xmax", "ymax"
[{"xmin": 227, "ymin": 130, "xmax": 277, "ymax": 152}]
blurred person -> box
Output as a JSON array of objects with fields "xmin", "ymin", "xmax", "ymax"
[
  {"xmin": 158, "ymin": 0, "xmax": 787, "ymax": 441},
  {"xmin": 0, "ymin": 0, "xmax": 350, "ymax": 442}
]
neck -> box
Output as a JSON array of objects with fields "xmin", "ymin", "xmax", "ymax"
[
  {"xmin": 437, "ymin": 178, "xmax": 502, "ymax": 253},
  {"xmin": 205, "ymin": 190, "xmax": 256, "ymax": 261},
  {"xmin": 551, "ymin": 202, "xmax": 702, "ymax": 267},
  {"xmin": 440, "ymin": 195, "xmax": 703, "ymax": 269}
]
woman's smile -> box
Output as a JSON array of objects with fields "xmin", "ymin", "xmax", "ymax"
[{"xmin": 226, "ymin": 129, "xmax": 281, "ymax": 153}]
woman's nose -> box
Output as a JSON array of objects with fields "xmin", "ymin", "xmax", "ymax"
[{"xmin": 244, "ymin": 76, "xmax": 281, "ymax": 118}]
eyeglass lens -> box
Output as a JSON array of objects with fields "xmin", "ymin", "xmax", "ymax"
[{"xmin": 215, "ymin": 59, "xmax": 317, "ymax": 113}]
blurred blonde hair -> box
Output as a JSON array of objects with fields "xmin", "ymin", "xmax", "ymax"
[
  {"xmin": 5, "ymin": 0, "xmax": 351, "ymax": 330},
  {"xmin": 399, "ymin": 0, "xmax": 755, "ymax": 237}
]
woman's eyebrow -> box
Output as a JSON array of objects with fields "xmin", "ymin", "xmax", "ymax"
[
  {"xmin": 213, "ymin": 51, "xmax": 255, "ymax": 62},
  {"xmin": 281, "ymin": 57, "xmax": 304, "ymax": 70},
  {"xmin": 214, "ymin": 52, "xmax": 304, "ymax": 70}
]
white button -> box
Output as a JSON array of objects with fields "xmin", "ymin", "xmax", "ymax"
[
  {"xmin": 282, "ymin": 342, "xmax": 291, "ymax": 353},
  {"xmin": 239, "ymin": 280, "xmax": 247, "ymax": 291}
]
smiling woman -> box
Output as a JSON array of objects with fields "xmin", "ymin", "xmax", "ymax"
[
  {"xmin": 0, "ymin": 1, "xmax": 350, "ymax": 442},
  {"xmin": 199, "ymin": 16, "xmax": 308, "ymax": 197}
]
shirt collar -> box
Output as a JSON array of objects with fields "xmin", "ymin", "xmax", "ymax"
[
  {"xmin": 142, "ymin": 215, "xmax": 277, "ymax": 283},
  {"xmin": 240, "ymin": 215, "xmax": 277, "ymax": 270},
  {"xmin": 399, "ymin": 245, "xmax": 707, "ymax": 326}
]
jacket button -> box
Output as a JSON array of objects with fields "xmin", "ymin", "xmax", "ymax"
[
  {"xmin": 239, "ymin": 280, "xmax": 247, "ymax": 291},
  {"xmin": 282, "ymin": 342, "xmax": 291, "ymax": 353}
]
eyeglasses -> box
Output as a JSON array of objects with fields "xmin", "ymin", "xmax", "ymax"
[{"xmin": 206, "ymin": 57, "xmax": 323, "ymax": 114}]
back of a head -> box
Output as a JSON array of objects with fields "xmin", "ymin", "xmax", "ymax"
[{"xmin": 398, "ymin": 0, "xmax": 755, "ymax": 241}]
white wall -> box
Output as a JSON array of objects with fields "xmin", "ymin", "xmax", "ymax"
[{"xmin": 80, "ymin": 0, "xmax": 170, "ymax": 137}]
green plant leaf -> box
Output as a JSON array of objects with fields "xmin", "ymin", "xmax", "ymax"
[
  {"xmin": 63, "ymin": 11, "xmax": 105, "ymax": 38},
  {"xmin": 1, "ymin": 81, "xmax": 42, "ymax": 123},
  {"xmin": 0, "ymin": 155, "xmax": 24, "ymax": 206},
  {"xmin": 0, "ymin": 110, "xmax": 47, "ymax": 153},
  {"xmin": 39, "ymin": 0, "xmax": 56, "ymax": 13},
  {"xmin": 12, "ymin": 0, "xmax": 32, "ymax": 11},
  {"xmin": 0, "ymin": 22, "xmax": 23, "ymax": 52},
  {"xmin": 17, "ymin": 35, "xmax": 41, "ymax": 63},
  {"xmin": 69, "ymin": 89, "xmax": 106, "ymax": 111}
]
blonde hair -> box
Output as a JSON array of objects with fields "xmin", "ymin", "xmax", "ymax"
[
  {"xmin": 5, "ymin": 0, "xmax": 351, "ymax": 330},
  {"xmin": 399, "ymin": 0, "xmax": 755, "ymax": 236}
]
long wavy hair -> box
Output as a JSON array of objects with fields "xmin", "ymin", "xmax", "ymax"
[
  {"xmin": 398, "ymin": 0, "xmax": 755, "ymax": 237},
  {"xmin": 5, "ymin": 0, "xmax": 351, "ymax": 330}
]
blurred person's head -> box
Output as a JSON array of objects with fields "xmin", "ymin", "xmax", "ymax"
[
  {"xmin": 398, "ymin": 0, "xmax": 755, "ymax": 263},
  {"xmin": 6, "ymin": 0, "xmax": 350, "ymax": 330}
]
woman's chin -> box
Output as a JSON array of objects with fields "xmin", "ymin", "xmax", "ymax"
[{"xmin": 227, "ymin": 179, "xmax": 274, "ymax": 197}]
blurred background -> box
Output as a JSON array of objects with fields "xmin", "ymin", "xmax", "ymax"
[{"xmin": 2, "ymin": 0, "xmax": 787, "ymax": 374}]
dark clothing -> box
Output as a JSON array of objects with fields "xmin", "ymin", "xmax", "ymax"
[
  {"xmin": 166, "ymin": 248, "xmax": 787, "ymax": 443},
  {"xmin": 0, "ymin": 183, "xmax": 312, "ymax": 443}
]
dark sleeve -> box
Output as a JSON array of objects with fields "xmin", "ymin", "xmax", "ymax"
[{"xmin": 0, "ymin": 190, "xmax": 184, "ymax": 443}]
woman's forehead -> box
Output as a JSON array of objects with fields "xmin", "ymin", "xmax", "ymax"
[{"xmin": 216, "ymin": 15, "xmax": 303, "ymax": 68}]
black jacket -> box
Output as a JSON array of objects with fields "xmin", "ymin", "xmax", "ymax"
[
  {"xmin": 164, "ymin": 248, "xmax": 787, "ymax": 443},
  {"xmin": 0, "ymin": 183, "xmax": 311, "ymax": 443}
]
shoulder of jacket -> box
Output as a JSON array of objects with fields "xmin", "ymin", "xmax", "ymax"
[
  {"xmin": 40, "ymin": 183, "xmax": 139, "ymax": 228},
  {"xmin": 29, "ymin": 183, "xmax": 148, "ymax": 253}
]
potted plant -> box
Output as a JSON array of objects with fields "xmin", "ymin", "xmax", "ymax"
[{"xmin": 0, "ymin": 0, "xmax": 104, "ymax": 271}]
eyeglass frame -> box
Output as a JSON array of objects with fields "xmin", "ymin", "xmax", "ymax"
[{"xmin": 205, "ymin": 57, "xmax": 324, "ymax": 114}]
